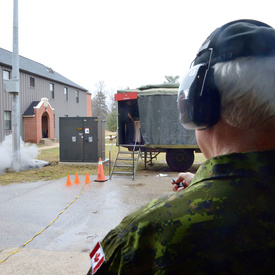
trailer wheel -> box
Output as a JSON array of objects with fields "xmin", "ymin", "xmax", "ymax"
[{"xmin": 166, "ymin": 149, "xmax": 194, "ymax": 172}]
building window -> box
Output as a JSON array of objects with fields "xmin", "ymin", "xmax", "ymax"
[
  {"xmin": 64, "ymin": 87, "xmax": 68, "ymax": 101},
  {"xmin": 50, "ymin": 83, "xmax": 54, "ymax": 98},
  {"xmin": 4, "ymin": 111, "xmax": 11, "ymax": 130},
  {"xmin": 75, "ymin": 90, "xmax": 79, "ymax": 103},
  {"xmin": 3, "ymin": 70, "xmax": 10, "ymax": 80},
  {"xmin": 30, "ymin": 76, "xmax": 35, "ymax": 87}
]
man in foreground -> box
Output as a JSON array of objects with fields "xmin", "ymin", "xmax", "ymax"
[{"xmin": 87, "ymin": 19, "xmax": 275, "ymax": 274}]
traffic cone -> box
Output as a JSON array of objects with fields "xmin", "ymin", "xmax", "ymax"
[
  {"xmin": 84, "ymin": 172, "xmax": 91, "ymax": 183},
  {"xmin": 66, "ymin": 174, "xmax": 72, "ymax": 186},
  {"xmin": 95, "ymin": 158, "xmax": 108, "ymax": 182},
  {"xmin": 74, "ymin": 173, "xmax": 81, "ymax": 184}
]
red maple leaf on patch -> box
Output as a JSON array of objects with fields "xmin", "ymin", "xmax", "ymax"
[{"xmin": 94, "ymin": 252, "xmax": 100, "ymax": 262}]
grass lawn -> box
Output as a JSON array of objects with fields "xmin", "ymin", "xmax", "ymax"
[{"xmin": 0, "ymin": 139, "xmax": 206, "ymax": 185}]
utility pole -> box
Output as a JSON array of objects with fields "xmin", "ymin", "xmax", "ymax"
[{"xmin": 11, "ymin": 0, "xmax": 20, "ymax": 171}]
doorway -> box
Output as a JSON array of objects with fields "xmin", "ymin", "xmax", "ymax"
[{"xmin": 42, "ymin": 112, "xmax": 49, "ymax": 138}]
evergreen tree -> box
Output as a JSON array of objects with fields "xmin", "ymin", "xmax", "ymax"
[
  {"xmin": 106, "ymin": 109, "xmax": 117, "ymax": 132},
  {"xmin": 92, "ymin": 81, "xmax": 109, "ymax": 119},
  {"xmin": 108, "ymin": 91, "xmax": 117, "ymax": 112}
]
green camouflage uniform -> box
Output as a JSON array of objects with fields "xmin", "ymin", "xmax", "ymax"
[{"xmin": 88, "ymin": 150, "xmax": 275, "ymax": 274}]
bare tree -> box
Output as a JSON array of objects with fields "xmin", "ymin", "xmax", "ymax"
[{"xmin": 164, "ymin": 75, "xmax": 179, "ymax": 83}]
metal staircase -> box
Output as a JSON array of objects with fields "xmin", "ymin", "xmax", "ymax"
[{"xmin": 110, "ymin": 145, "xmax": 141, "ymax": 180}]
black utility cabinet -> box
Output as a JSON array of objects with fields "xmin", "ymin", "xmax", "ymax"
[{"xmin": 59, "ymin": 117, "xmax": 105, "ymax": 162}]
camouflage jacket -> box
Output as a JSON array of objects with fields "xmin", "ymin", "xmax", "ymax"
[{"xmin": 88, "ymin": 150, "xmax": 275, "ymax": 274}]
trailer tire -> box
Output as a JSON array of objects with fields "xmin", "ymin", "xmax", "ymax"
[{"xmin": 166, "ymin": 149, "xmax": 194, "ymax": 172}]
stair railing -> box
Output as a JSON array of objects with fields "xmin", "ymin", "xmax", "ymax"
[
  {"xmin": 132, "ymin": 127, "xmax": 141, "ymax": 179},
  {"xmin": 108, "ymin": 135, "xmax": 117, "ymax": 177}
]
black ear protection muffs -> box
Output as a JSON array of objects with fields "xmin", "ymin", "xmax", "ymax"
[
  {"xmin": 178, "ymin": 19, "xmax": 275, "ymax": 130},
  {"xmin": 178, "ymin": 49, "xmax": 220, "ymax": 130}
]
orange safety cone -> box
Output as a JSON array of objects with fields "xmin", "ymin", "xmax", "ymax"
[
  {"xmin": 95, "ymin": 158, "xmax": 108, "ymax": 182},
  {"xmin": 84, "ymin": 172, "xmax": 91, "ymax": 183},
  {"xmin": 74, "ymin": 173, "xmax": 81, "ymax": 184},
  {"xmin": 66, "ymin": 174, "xmax": 72, "ymax": 186}
]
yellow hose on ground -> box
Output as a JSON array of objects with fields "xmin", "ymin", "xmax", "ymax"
[{"xmin": 0, "ymin": 181, "xmax": 88, "ymax": 263}]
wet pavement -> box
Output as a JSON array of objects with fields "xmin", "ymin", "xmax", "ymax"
[{"xmin": 0, "ymin": 171, "xmax": 178, "ymax": 274}]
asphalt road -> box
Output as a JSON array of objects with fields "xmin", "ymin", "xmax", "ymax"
[{"xmin": 0, "ymin": 171, "xmax": 177, "ymax": 274}]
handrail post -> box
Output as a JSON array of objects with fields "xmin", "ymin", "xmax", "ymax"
[{"xmin": 109, "ymin": 135, "xmax": 117, "ymax": 176}]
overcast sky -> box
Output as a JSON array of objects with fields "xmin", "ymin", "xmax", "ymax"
[{"xmin": 1, "ymin": 0, "xmax": 275, "ymax": 96}]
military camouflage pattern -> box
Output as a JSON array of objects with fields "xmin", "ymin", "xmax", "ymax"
[{"xmin": 88, "ymin": 150, "xmax": 275, "ymax": 274}]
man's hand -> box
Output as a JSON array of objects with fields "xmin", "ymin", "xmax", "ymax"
[{"xmin": 171, "ymin": 172, "xmax": 195, "ymax": 192}]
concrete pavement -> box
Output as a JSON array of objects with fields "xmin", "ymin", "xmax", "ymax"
[{"xmin": 0, "ymin": 171, "xmax": 176, "ymax": 274}]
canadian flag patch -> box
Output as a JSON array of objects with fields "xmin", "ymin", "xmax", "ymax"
[{"xmin": 90, "ymin": 242, "xmax": 105, "ymax": 274}]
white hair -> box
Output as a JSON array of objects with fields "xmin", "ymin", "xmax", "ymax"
[{"xmin": 213, "ymin": 57, "xmax": 275, "ymax": 129}]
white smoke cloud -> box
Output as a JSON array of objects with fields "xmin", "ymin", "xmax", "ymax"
[{"xmin": 0, "ymin": 135, "xmax": 49, "ymax": 174}]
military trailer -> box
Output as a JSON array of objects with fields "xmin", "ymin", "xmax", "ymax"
[{"xmin": 111, "ymin": 83, "xmax": 199, "ymax": 178}]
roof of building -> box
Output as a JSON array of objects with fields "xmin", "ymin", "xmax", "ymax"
[
  {"xmin": 117, "ymin": 83, "xmax": 180, "ymax": 96},
  {"xmin": 0, "ymin": 47, "xmax": 88, "ymax": 91},
  {"xmin": 22, "ymin": 101, "xmax": 40, "ymax": 116}
]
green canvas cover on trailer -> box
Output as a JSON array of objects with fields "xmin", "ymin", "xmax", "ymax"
[{"xmin": 117, "ymin": 84, "xmax": 197, "ymax": 147}]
